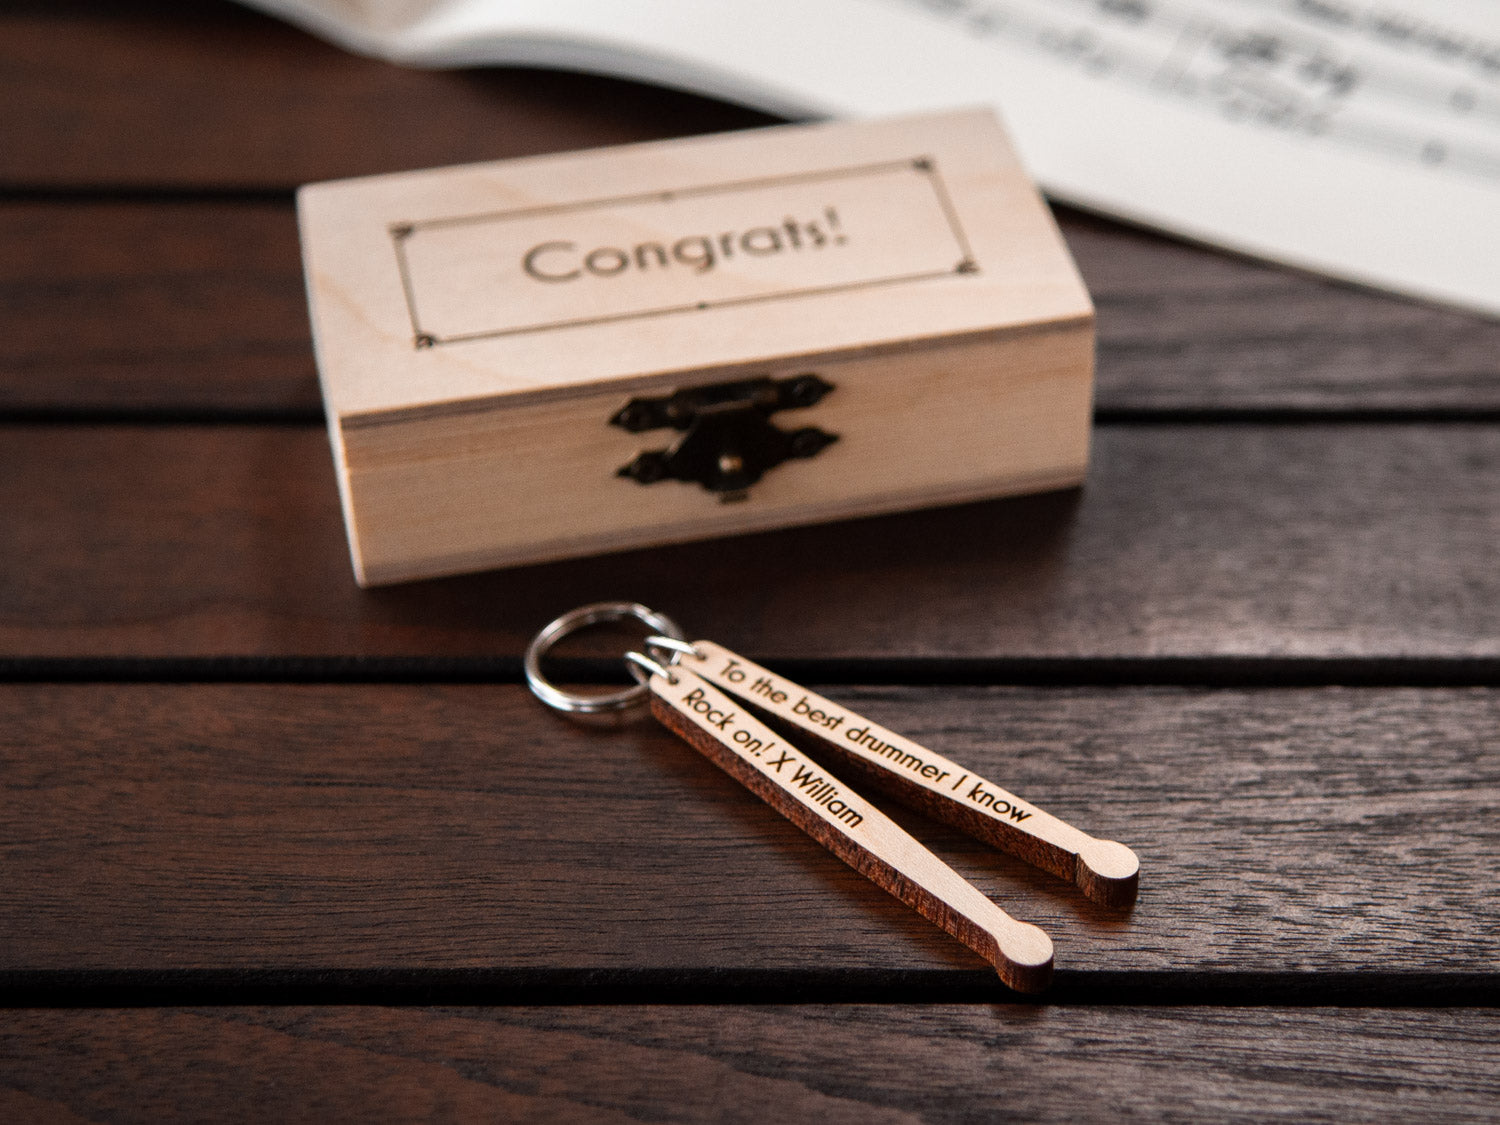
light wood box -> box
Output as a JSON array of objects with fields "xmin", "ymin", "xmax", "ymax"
[{"xmin": 297, "ymin": 108, "xmax": 1094, "ymax": 585}]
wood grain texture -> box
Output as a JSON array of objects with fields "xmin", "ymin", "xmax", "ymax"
[
  {"xmin": 650, "ymin": 669, "xmax": 1055, "ymax": 993},
  {"xmin": 1065, "ymin": 213, "xmax": 1500, "ymax": 412},
  {"xmin": 2, "ymin": 683, "xmax": 1496, "ymax": 977},
  {"xmin": 2, "ymin": 6, "xmax": 1496, "ymax": 416},
  {"xmin": 2, "ymin": 1005, "xmax": 1499, "ymax": 1124},
  {"xmin": 3, "ymin": 202, "xmax": 1496, "ymax": 416},
  {"xmin": 0, "ymin": 3, "xmax": 774, "ymax": 191},
  {"xmin": 339, "ymin": 330, "xmax": 1092, "ymax": 584},
  {"xmin": 2, "ymin": 424, "xmax": 1498, "ymax": 661},
  {"xmin": 6, "ymin": 3, "xmax": 1496, "ymax": 1115},
  {"xmin": 0, "ymin": 202, "xmax": 320, "ymax": 415}
]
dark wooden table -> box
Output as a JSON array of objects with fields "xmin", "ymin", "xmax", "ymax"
[{"xmin": 4, "ymin": 3, "xmax": 1500, "ymax": 1120}]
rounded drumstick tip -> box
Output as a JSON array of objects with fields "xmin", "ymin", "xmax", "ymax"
[
  {"xmin": 996, "ymin": 920, "xmax": 1054, "ymax": 995},
  {"xmin": 1075, "ymin": 838, "xmax": 1140, "ymax": 908}
]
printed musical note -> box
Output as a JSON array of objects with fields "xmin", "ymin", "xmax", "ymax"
[{"xmin": 886, "ymin": 0, "xmax": 1500, "ymax": 185}]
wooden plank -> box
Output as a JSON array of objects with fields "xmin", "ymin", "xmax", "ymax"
[
  {"xmin": 4, "ymin": 202, "xmax": 1497, "ymax": 416},
  {"xmin": 0, "ymin": 202, "xmax": 320, "ymax": 415},
  {"xmin": 2, "ymin": 683, "xmax": 1496, "ymax": 977},
  {"xmin": 0, "ymin": 4, "xmax": 772, "ymax": 190},
  {"xmin": 2, "ymin": 1005, "xmax": 1497, "ymax": 1123},
  {"xmin": 1065, "ymin": 213, "xmax": 1500, "ymax": 413},
  {"xmin": 2, "ymin": 424, "xmax": 1498, "ymax": 661}
]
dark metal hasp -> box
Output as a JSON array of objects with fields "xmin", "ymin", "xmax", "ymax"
[{"xmin": 613, "ymin": 373, "xmax": 838, "ymax": 495}]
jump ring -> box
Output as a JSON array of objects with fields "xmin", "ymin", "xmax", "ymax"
[
  {"xmin": 525, "ymin": 602, "xmax": 686, "ymax": 714},
  {"xmin": 625, "ymin": 650, "xmax": 678, "ymax": 687},
  {"xmin": 644, "ymin": 635, "xmax": 703, "ymax": 662}
]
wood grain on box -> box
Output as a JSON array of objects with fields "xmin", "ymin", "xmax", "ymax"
[{"xmin": 298, "ymin": 109, "xmax": 1093, "ymax": 583}]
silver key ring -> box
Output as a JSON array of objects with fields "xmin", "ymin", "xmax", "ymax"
[{"xmin": 525, "ymin": 602, "xmax": 687, "ymax": 714}]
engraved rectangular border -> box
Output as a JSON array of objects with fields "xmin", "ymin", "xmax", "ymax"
[{"xmin": 389, "ymin": 157, "xmax": 978, "ymax": 349}]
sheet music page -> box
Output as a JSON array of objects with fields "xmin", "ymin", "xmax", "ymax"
[{"xmin": 247, "ymin": 0, "xmax": 1500, "ymax": 317}]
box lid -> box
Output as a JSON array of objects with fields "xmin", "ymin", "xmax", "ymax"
[{"xmin": 298, "ymin": 108, "xmax": 1091, "ymax": 427}]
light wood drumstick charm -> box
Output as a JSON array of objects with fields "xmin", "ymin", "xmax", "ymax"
[
  {"xmin": 646, "ymin": 661, "xmax": 1055, "ymax": 993},
  {"xmin": 677, "ymin": 640, "xmax": 1139, "ymax": 908},
  {"xmin": 525, "ymin": 602, "xmax": 1140, "ymax": 995}
]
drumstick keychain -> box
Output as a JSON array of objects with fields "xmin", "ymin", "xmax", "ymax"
[{"xmin": 525, "ymin": 602, "xmax": 1139, "ymax": 994}]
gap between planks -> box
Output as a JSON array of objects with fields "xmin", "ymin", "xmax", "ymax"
[
  {"xmin": 2, "ymin": 968, "xmax": 1497, "ymax": 1010},
  {"xmin": 3, "ymin": 655, "xmax": 1500, "ymax": 689}
]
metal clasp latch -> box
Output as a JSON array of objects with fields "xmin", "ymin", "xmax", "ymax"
[{"xmin": 611, "ymin": 373, "xmax": 838, "ymax": 498}]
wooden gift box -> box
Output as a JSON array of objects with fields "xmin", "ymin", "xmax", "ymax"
[{"xmin": 298, "ymin": 108, "xmax": 1094, "ymax": 585}]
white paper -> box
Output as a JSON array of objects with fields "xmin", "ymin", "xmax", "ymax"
[{"xmin": 246, "ymin": 0, "xmax": 1500, "ymax": 317}]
